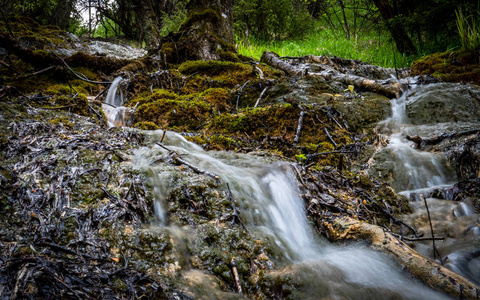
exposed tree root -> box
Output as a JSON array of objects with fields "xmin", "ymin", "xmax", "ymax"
[{"xmin": 323, "ymin": 216, "xmax": 480, "ymax": 299}]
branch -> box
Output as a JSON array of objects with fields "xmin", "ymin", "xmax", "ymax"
[
  {"xmin": 324, "ymin": 216, "xmax": 480, "ymax": 299},
  {"xmin": 52, "ymin": 52, "xmax": 112, "ymax": 84}
]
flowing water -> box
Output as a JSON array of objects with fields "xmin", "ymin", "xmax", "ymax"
[
  {"xmin": 375, "ymin": 83, "xmax": 480, "ymax": 286},
  {"xmin": 129, "ymin": 131, "xmax": 448, "ymax": 299},
  {"xmin": 101, "ymin": 81, "xmax": 471, "ymax": 298},
  {"xmin": 102, "ymin": 77, "xmax": 132, "ymax": 128}
]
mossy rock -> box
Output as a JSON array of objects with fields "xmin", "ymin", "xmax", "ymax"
[
  {"xmin": 411, "ymin": 49, "xmax": 480, "ymax": 85},
  {"xmin": 333, "ymin": 93, "xmax": 391, "ymax": 133}
]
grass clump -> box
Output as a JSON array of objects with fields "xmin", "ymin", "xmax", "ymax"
[
  {"xmin": 237, "ymin": 25, "xmax": 415, "ymax": 68},
  {"xmin": 456, "ymin": 9, "xmax": 480, "ymax": 52}
]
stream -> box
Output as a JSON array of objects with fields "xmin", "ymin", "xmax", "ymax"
[
  {"xmin": 374, "ymin": 82, "xmax": 480, "ymax": 286},
  {"xmin": 101, "ymin": 78, "xmax": 460, "ymax": 299}
]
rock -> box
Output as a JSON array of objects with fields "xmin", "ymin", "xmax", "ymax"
[
  {"xmin": 406, "ymin": 83, "xmax": 480, "ymax": 125},
  {"xmin": 334, "ymin": 92, "xmax": 391, "ymax": 132}
]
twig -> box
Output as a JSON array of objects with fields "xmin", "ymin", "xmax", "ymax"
[
  {"xmin": 154, "ymin": 142, "xmax": 220, "ymax": 181},
  {"xmin": 42, "ymin": 104, "xmax": 77, "ymax": 110},
  {"xmin": 94, "ymin": 88, "xmax": 108, "ymax": 100},
  {"xmin": 160, "ymin": 130, "xmax": 166, "ymax": 143},
  {"xmin": 236, "ymin": 80, "xmax": 250, "ymax": 111},
  {"xmin": 12, "ymin": 65, "xmax": 56, "ymax": 81},
  {"xmin": 421, "ymin": 194, "xmax": 442, "ymax": 261},
  {"xmin": 0, "ymin": 59, "xmax": 20, "ymax": 73},
  {"xmin": 36, "ymin": 242, "xmax": 107, "ymax": 261},
  {"xmin": 253, "ymin": 86, "xmax": 269, "ymax": 108},
  {"xmin": 398, "ymin": 235, "xmax": 445, "ymax": 242},
  {"xmin": 292, "ymin": 109, "xmax": 306, "ymax": 147},
  {"xmin": 51, "ymin": 52, "xmax": 111, "ymax": 84},
  {"xmin": 230, "ymin": 258, "xmax": 243, "ymax": 295},
  {"xmin": 324, "ymin": 127, "xmax": 337, "ymax": 147}
]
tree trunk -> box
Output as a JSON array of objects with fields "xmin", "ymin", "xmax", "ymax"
[
  {"xmin": 161, "ymin": 0, "xmax": 237, "ymax": 64},
  {"xmin": 372, "ymin": 0, "xmax": 416, "ymax": 55},
  {"xmin": 133, "ymin": 0, "xmax": 162, "ymax": 51}
]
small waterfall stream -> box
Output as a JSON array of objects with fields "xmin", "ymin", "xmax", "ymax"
[
  {"xmin": 100, "ymin": 78, "xmax": 458, "ymax": 299},
  {"xmin": 129, "ymin": 130, "xmax": 448, "ymax": 299},
  {"xmin": 103, "ymin": 76, "xmax": 131, "ymax": 127},
  {"xmin": 375, "ymin": 83, "xmax": 480, "ymax": 286}
]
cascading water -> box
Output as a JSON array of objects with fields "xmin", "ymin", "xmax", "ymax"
[
  {"xmin": 373, "ymin": 82, "xmax": 480, "ymax": 286},
  {"xmin": 377, "ymin": 86, "xmax": 456, "ymax": 193},
  {"xmin": 103, "ymin": 76, "xmax": 132, "ymax": 127},
  {"xmin": 131, "ymin": 130, "xmax": 449, "ymax": 299}
]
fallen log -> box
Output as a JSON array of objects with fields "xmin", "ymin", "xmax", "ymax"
[
  {"xmin": 261, "ymin": 51, "xmax": 405, "ymax": 98},
  {"xmin": 323, "ymin": 216, "xmax": 480, "ymax": 299},
  {"xmin": 261, "ymin": 51, "xmax": 305, "ymax": 76}
]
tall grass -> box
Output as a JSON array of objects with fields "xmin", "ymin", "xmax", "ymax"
[
  {"xmin": 455, "ymin": 9, "xmax": 480, "ymax": 51},
  {"xmin": 237, "ymin": 26, "xmax": 416, "ymax": 68}
]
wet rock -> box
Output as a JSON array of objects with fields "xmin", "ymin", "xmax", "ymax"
[
  {"xmin": 334, "ymin": 92, "xmax": 391, "ymax": 132},
  {"xmin": 406, "ymin": 83, "xmax": 480, "ymax": 125}
]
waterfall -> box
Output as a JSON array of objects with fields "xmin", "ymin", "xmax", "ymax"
[
  {"xmin": 105, "ymin": 76, "xmax": 124, "ymax": 107},
  {"xmin": 132, "ymin": 130, "xmax": 449, "ymax": 299},
  {"xmin": 377, "ymin": 86, "xmax": 456, "ymax": 192},
  {"xmin": 103, "ymin": 77, "xmax": 133, "ymax": 128},
  {"xmin": 375, "ymin": 82, "xmax": 480, "ymax": 286}
]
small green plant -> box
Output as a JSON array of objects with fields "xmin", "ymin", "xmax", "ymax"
[
  {"xmin": 455, "ymin": 8, "xmax": 480, "ymax": 51},
  {"xmin": 295, "ymin": 153, "xmax": 307, "ymax": 162}
]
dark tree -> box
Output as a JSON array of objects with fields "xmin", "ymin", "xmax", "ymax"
[
  {"xmin": 133, "ymin": 0, "xmax": 161, "ymax": 50},
  {"xmin": 372, "ymin": 0, "xmax": 416, "ymax": 55},
  {"xmin": 161, "ymin": 0, "xmax": 236, "ymax": 63}
]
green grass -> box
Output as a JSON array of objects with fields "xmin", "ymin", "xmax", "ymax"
[{"xmin": 237, "ymin": 26, "xmax": 416, "ymax": 68}]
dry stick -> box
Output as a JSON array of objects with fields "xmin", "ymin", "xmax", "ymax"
[
  {"xmin": 0, "ymin": 60, "xmax": 20, "ymax": 73},
  {"xmin": 51, "ymin": 52, "xmax": 111, "ymax": 84},
  {"xmin": 398, "ymin": 235, "xmax": 445, "ymax": 242},
  {"xmin": 94, "ymin": 88, "xmax": 108, "ymax": 101},
  {"xmin": 421, "ymin": 194, "xmax": 442, "ymax": 261},
  {"xmin": 236, "ymin": 80, "xmax": 250, "ymax": 110},
  {"xmin": 253, "ymin": 86, "xmax": 269, "ymax": 108},
  {"xmin": 160, "ymin": 130, "xmax": 167, "ymax": 143},
  {"xmin": 230, "ymin": 258, "xmax": 243, "ymax": 295},
  {"xmin": 12, "ymin": 65, "xmax": 56, "ymax": 81},
  {"xmin": 292, "ymin": 109, "xmax": 306, "ymax": 147},
  {"xmin": 155, "ymin": 142, "xmax": 220, "ymax": 181},
  {"xmin": 324, "ymin": 127, "xmax": 337, "ymax": 147}
]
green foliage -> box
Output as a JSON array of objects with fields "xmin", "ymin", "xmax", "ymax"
[
  {"xmin": 237, "ymin": 23, "xmax": 414, "ymax": 68},
  {"xmin": 234, "ymin": 0, "xmax": 314, "ymax": 41},
  {"xmin": 456, "ymin": 8, "xmax": 480, "ymax": 51}
]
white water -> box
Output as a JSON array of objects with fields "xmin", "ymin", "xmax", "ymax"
[
  {"xmin": 102, "ymin": 77, "xmax": 132, "ymax": 128},
  {"xmin": 378, "ymin": 86, "xmax": 456, "ymax": 192},
  {"xmin": 132, "ymin": 130, "xmax": 449, "ymax": 299},
  {"xmin": 376, "ymin": 83, "xmax": 480, "ymax": 286}
]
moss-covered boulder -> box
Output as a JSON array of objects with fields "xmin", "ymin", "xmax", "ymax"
[
  {"xmin": 411, "ymin": 49, "xmax": 480, "ymax": 85},
  {"xmin": 406, "ymin": 83, "xmax": 480, "ymax": 125}
]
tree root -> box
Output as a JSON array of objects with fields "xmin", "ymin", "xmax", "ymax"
[{"xmin": 323, "ymin": 216, "xmax": 480, "ymax": 299}]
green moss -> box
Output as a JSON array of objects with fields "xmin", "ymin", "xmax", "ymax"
[
  {"xmin": 133, "ymin": 91, "xmax": 212, "ymax": 131},
  {"xmin": 180, "ymin": 9, "xmax": 221, "ymax": 31},
  {"xmin": 411, "ymin": 49, "xmax": 480, "ymax": 84},
  {"xmin": 178, "ymin": 60, "xmax": 249, "ymax": 76},
  {"xmin": 133, "ymin": 121, "xmax": 160, "ymax": 130}
]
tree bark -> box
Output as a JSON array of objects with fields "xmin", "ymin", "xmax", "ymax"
[
  {"xmin": 372, "ymin": 0, "xmax": 416, "ymax": 55},
  {"xmin": 161, "ymin": 0, "xmax": 237, "ymax": 63},
  {"xmin": 261, "ymin": 51, "xmax": 404, "ymax": 98},
  {"xmin": 323, "ymin": 216, "xmax": 480, "ymax": 299},
  {"xmin": 133, "ymin": 0, "xmax": 162, "ymax": 51}
]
